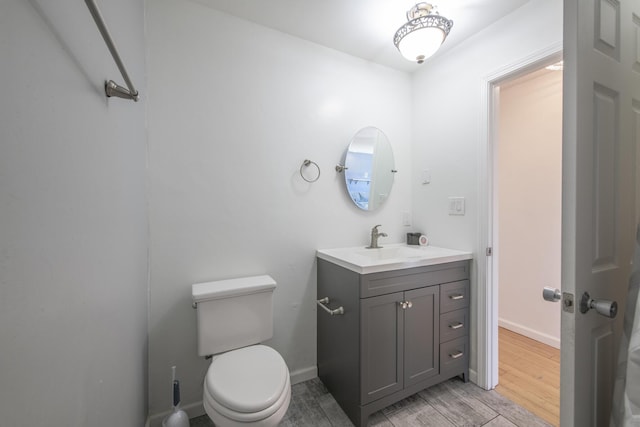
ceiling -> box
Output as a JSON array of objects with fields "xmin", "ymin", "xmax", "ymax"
[{"xmin": 193, "ymin": 0, "xmax": 531, "ymax": 72}]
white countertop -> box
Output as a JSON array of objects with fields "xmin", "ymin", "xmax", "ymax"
[{"xmin": 316, "ymin": 243, "xmax": 473, "ymax": 274}]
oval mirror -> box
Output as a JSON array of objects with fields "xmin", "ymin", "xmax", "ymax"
[{"xmin": 344, "ymin": 127, "xmax": 395, "ymax": 211}]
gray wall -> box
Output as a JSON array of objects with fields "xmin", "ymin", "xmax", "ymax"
[{"xmin": 0, "ymin": 1, "xmax": 148, "ymax": 426}]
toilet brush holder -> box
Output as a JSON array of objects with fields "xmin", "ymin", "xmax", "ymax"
[{"xmin": 162, "ymin": 366, "xmax": 190, "ymax": 427}]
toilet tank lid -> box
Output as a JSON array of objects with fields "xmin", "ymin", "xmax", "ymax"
[{"xmin": 192, "ymin": 275, "xmax": 276, "ymax": 303}]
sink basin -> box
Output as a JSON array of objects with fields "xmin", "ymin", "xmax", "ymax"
[
  {"xmin": 353, "ymin": 246, "xmax": 426, "ymax": 261},
  {"xmin": 317, "ymin": 243, "xmax": 472, "ymax": 274}
]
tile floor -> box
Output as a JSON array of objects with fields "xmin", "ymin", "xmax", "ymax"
[{"xmin": 190, "ymin": 376, "xmax": 552, "ymax": 427}]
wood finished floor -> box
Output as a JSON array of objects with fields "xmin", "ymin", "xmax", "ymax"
[
  {"xmin": 191, "ymin": 375, "xmax": 552, "ymax": 426},
  {"xmin": 495, "ymin": 327, "xmax": 560, "ymax": 427}
]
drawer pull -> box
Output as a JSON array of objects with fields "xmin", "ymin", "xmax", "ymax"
[
  {"xmin": 449, "ymin": 294, "xmax": 464, "ymax": 300},
  {"xmin": 449, "ymin": 322, "xmax": 464, "ymax": 330},
  {"xmin": 317, "ymin": 297, "xmax": 345, "ymax": 316},
  {"xmin": 449, "ymin": 350, "xmax": 464, "ymax": 359}
]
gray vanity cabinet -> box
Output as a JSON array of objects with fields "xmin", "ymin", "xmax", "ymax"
[{"xmin": 317, "ymin": 258, "xmax": 470, "ymax": 427}]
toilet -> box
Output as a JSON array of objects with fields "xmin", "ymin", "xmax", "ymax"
[{"xmin": 192, "ymin": 275, "xmax": 291, "ymax": 427}]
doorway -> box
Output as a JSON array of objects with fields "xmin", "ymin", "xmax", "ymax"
[{"xmin": 491, "ymin": 62, "xmax": 562, "ymax": 425}]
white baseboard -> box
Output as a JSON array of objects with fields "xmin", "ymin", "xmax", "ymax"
[
  {"xmin": 145, "ymin": 366, "xmax": 318, "ymax": 426},
  {"xmin": 498, "ymin": 318, "xmax": 560, "ymax": 349},
  {"xmin": 290, "ymin": 365, "xmax": 317, "ymax": 385},
  {"xmin": 468, "ymin": 368, "xmax": 478, "ymax": 387}
]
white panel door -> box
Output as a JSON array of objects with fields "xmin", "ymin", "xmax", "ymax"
[{"xmin": 562, "ymin": 0, "xmax": 639, "ymax": 425}]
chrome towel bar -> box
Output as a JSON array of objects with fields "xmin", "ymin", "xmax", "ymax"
[
  {"xmin": 317, "ymin": 297, "xmax": 344, "ymax": 316},
  {"xmin": 85, "ymin": 0, "xmax": 140, "ymax": 101}
]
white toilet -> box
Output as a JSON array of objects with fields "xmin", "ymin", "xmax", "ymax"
[{"xmin": 192, "ymin": 275, "xmax": 291, "ymax": 427}]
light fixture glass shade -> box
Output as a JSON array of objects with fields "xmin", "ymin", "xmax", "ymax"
[
  {"xmin": 394, "ymin": 3, "xmax": 453, "ymax": 64},
  {"xmin": 397, "ymin": 27, "xmax": 445, "ymax": 63}
]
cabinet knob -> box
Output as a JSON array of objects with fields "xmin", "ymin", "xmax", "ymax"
[{"xmin": 398, "ymin": 300, "xmax": 413, "ymax": 309}]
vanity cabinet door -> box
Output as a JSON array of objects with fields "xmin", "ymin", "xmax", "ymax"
[
  {"xmin": 360, "ymin": 292, "xmax": 404, "ymax": 405},
  {"xmin": 404, "ymin": 286, "xmax": 439, "ymax": 388}
]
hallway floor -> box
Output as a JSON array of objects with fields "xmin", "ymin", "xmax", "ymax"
[
  {"xmin": 495, "ymin": 327, "xmax": 560, "ymax": 426},
  {"xmin": 190, "ymin": 376, "xmax": 551, "ymax": 426}
]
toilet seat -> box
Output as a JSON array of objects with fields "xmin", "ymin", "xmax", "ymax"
[{"xmin": 204, "ymin": 345, "xmax": 290, "ymax": 424}]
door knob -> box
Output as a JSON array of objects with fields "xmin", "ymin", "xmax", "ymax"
[
  {"xmin": 579, "ymin": 292, "xmax": 617, "ymax": 318},
  {"xmin": 542, "ymin": 287, "xmax": 562, "ymax": 302}
]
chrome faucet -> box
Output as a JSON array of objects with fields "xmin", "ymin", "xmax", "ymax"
[{"xmin": 367, "ymin": 224, "xmax": 387, "ymax": 249}]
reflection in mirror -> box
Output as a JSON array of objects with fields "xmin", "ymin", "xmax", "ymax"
[{"xmin": 344, "ymin": 127, "xmax": 395, "ymax": 211}]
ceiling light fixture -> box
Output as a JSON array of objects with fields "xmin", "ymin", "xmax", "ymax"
[{"xmin": 393, "ymin": 2, "xmax": 453, "ymax": 64}]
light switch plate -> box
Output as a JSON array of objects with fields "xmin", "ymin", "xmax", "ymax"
[
  {"xmin": 448, "ymin": 197, "xmax": 465, "ymax": 215},
  {"xmin": 421, "ymin": 169, "xmax": 431, "ymax": 184},
  {"xmin": 401, "ymin": 211, "xmax": 412, "ymax": 226}
]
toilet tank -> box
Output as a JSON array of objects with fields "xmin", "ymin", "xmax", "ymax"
[{"xmin": 192, "ymin": 275, "xmax": 276, "ymax": 356}]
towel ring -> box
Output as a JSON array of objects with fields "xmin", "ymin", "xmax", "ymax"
[{"xmin": 300, "ymin": 159, "xmax": 320, "ymax": 183}]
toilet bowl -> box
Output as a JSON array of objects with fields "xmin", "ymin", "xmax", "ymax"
[
  {"xmin": 203, "ymin": 345, "xmax": 291, "ymax": 427},
  {"xmin": 192, "ymin": 275, "xmax": 291, "ymax": 427}
]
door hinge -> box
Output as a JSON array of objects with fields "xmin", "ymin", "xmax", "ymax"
[{"xmin": 486, "ymin": 247, "xmax": 492, "ymax": 256}]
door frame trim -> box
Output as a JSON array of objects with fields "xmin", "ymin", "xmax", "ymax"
[{"xmin": 477, "ymin": 42, "xmax": 563, "ymax": 390}]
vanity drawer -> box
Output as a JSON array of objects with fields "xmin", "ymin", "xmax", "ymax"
[
  {"xmin": 440, "ymin": 336, "xmax": 467, "ymax": 375},
  {"xmin": 360, "ymin": 261, "xmax": 469, "ymax": 298},
  {"xmin": 440, "ymin": 280, "xmax": 469, "ymax": 313},
  {"xmin": 440, "ymin": 309, "xmax": 468, "ymax": 342}
]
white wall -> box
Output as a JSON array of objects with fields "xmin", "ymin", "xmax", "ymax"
[
  {"xmin": 497, "ymin": 70, "xmax": 563, "ymax": 348},
  {"xmin": 145, "ymin": 0, "xmax": 412, "ymax": 421},
  {"xmin": 0, "ymin": 0, "xmax": 568, "ymax": 423},
  {"xmin": 411, "ymin": 0, "xmax": 563, "ymax": 375},
  {"xmin": 0, "ymin": 1, "xmax": 148, "ymax": 426}
]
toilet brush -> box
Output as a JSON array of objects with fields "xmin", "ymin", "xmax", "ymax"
[{"xmin": 162, "ymin": 366, "xmax": 190, "ymax": 427}]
